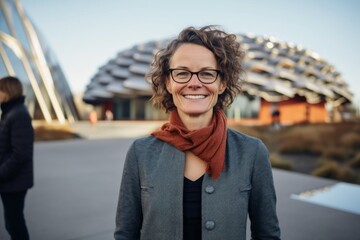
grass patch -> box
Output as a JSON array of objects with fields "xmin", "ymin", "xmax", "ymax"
[
  {"xmin": 312, "ymin": 159, "xmax": 360, "ymax": 184},
  {"xmin": 340, "ymin": 132, "xmax": 360, "ymax": 150},
  {"xmin": 269, "ymin": 153, "xmax": 292, "ymax": 170},
  {"xmin": 321, "ymin": 148, "xmax": 350, "ymax": 162},
  {"xmin": 349, "ymin": 153, "xmax": 360, "ymax": 169},
  {"xmin": 34, "ymin": 124, "xmax": 81, "ymax": 141}
]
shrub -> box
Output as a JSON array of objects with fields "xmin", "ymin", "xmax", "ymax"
[
  {"xmin": 34, "ymin": 124, "xmax": 81, "ymax": 141},
  {"xmin": 321, "ymin": 148, "xmax": 350, "ymax": 162},
  {"xmin": 277, "ymin": 136, "xmax": 321, "ymax": 155},
  {"xmin": 340, "ymin": 132, "xmax": 360, "ymax": 150},
  {"xmin": 349, "ymin": 153, "xmax": 360, "ymax": 169},
  {"xmin": 275, "ymin": 125, "xmax": 325, "ymax": 154},
  {"xmin": 269, "ymin": 153, "xmax": 292, "ymax": 170},
  {"xmin": 312, "ymin": 160, "xmax": 360, "ymax": 184},
  {"xmin": 312, "ymin": 160, "xmax": 338, "ymax": 179}
]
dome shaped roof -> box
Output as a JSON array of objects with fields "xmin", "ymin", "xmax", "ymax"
[{"xmin": 84, "ymin": 34, "xmax": 352, "ymax": 105}]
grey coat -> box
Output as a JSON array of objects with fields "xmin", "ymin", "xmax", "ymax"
[{"xmin": 115, "ymin": 129, "xmax": 281, "ymax": 240}]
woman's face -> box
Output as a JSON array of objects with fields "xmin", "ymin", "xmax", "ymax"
[
  {"xmin": 0, "ymin": 91, "xmax": 8, "ymax": 103},
  {"xmin": 166, "ymin": 43, "xmax": 226, "ymax": 119}
]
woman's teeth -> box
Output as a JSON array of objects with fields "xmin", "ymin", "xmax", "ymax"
[{"xmin": 184, "ymin": 95, "xmax": 205, "ymax": 99}]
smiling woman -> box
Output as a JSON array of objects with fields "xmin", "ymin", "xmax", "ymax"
[
  {"xmin": 114, "ymin": 25, "xmax": 281, "ymax": 240},
  {"xmin": 165, "ymin": 43, "xmax": 226, "ymax": 126}
]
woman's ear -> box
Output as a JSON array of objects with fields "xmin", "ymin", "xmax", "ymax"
[
  {"xmin": 219, "ymin": 81, "xmax": 226, "ymax": 94},
  {"xmin": 166, "ymin": 77, "xmax": 172, "ymax": 94}
]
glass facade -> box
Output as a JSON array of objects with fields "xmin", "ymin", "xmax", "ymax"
[
  {"xmin": 0, "ymin": 0, "xmax": 79, "ymax": 122},
  {"xmin": 227, "ymin": 95, "xmax": 261, "ymax": 119},
  {"xmin": 0, "ymin": 53, "xmax": 8, "ymax": 76},
  {"xmin": 5, "ymin": 0, "xmax": 31, "ymax": 51},
  {"xmin": 0, "ymin": 7, "xmax": 10, "ymax": 35}
]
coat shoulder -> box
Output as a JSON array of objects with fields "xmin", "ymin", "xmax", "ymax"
[
  {"xmin": 132, "ymin": 135, "xmax": 163, "ymax": 149},
  {"xmin": 130, "ymin": 135, "xmax": 165, "ymax": 158},
  {"xmin": 4, "ymin": 105, "xmax": 31, "ymax": 121},
  {"xmin": 226, "ymin": 128, "xmax": 269, "ymax": 158}
]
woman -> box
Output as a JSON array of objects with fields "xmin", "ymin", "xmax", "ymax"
[
  {"xmin": 115, "ymin": 26, "xmax": 281, "ymax": 239},
  {"xmin": 0, "ymin": 76, "xmax": 33, "ymax": 240}
]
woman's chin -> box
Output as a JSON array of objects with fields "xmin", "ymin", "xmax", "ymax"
[{"xmin": 178, "ymin": 108, "xmax": 213, "ymax": 118}]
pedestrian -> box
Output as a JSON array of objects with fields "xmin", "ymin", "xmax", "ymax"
[
  {"xmin": 114, "ymin": 25, "xmax": 281, "ymax": 239},
  {"xmin": 271, "ymin": 109, "xmax": 281, "ymax": 130},
  {"xmin": 89, "ymin": 109, "xmax": 98, "ymax": 125},
  {"xmin": 105, "ymin": 109, "xmax": 114, "ymax": 121},
  {"xmin": 0, "ymin": 76, "xmax": 33, "ymax": 240}
]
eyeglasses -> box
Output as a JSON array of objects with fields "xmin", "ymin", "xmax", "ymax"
[{"xmin": 169, "ymin": 69, "xmax": 221, "ymax": 84}]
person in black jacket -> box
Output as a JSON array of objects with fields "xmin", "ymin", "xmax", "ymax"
[{"xmin": 0, "ymin": 76, "xmax": 33, "ymax": 240}]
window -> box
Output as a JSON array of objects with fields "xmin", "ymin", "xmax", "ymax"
[{"xmin": 228, "ymin": 95, "xmax": 260, "ymax": 119}]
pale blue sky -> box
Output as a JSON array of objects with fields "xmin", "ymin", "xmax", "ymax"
[{"xmin": 23, "ymin": 0, "xmax": 360, "ymax": 105}]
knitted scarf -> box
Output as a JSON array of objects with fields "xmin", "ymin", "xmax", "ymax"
[{"xmin": 152, "ymin": 109, "xmax": 227, "ymax": 179}]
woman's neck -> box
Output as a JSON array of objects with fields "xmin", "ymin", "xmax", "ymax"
[{"xmin": 177, "ymin": 110, "xmax": 213, "ymax": 131}]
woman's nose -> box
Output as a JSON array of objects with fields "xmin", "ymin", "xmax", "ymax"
[{"xmin": 187, "ymin": 73, "xmax": 202, "ymax": 86}]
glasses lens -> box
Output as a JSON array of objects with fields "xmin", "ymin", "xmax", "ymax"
[
  {"xmin": 172, "ymin": 69, "xmax": 191, "ymax": 82},
  {"xmin": 198, "ymin": 70, "xmax": 218, "ymax": 83}
]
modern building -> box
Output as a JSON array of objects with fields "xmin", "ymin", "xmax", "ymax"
[
  {"xmin": 83, "ymin": 34, "xmax": 352, "ymax": 125},
  {"xmin": 0, "ymin": 0, "xmax": 79, "ymax": 123}
]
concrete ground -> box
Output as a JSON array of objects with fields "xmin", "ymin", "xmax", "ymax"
[
  {"xmin": 1, "ymin": 121, "xmax": 359, "ymax": 239},
  {"xmin": 68, "ymin": 121, "xmax": 165, "ymax": 140}
]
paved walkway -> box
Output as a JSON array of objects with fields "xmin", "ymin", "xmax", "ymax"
[
  {"xmin": 69, "ymin": 121, "xmax": 165, "ymax": 139},
  {"xmin": 0, "ymin": 122, "xmax": 359, "ymax": 239}
]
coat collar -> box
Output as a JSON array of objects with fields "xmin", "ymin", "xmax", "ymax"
[{"xmin": 1, "ymin": 96, "xmax": 25, "ymax": 115}]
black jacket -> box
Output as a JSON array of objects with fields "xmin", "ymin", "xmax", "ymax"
[{"xmin": 0, "ymin": 96, "xmax": 34, "ymax": 192}]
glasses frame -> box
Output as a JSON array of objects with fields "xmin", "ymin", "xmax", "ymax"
[{"xmin": 169, "ymin": 68, "xmax": 221, "ymax": 84}]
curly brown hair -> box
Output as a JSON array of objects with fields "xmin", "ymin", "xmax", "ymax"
[{"xmin": 148, "ymin": 25, "xmax": 245, "ymax": 112}]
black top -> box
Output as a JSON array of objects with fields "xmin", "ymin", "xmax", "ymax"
[{"xmin": 183, "ymin": 175, "xmax": 203, "ymax": 240}]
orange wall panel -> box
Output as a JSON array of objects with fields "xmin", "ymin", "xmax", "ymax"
[
  {"xmin": 279, "ymin": 101, "xmax": 307, "ymax": 124},
  {"xmin": 258, "ymin": 100, "xmax": 272, "ymax": 125},
  {"xmin": 256, "ymin": 98, "xmax": 328, "ymax": 125},
  {"xmin": 308, "ymin": 103, "xmax": 327, "ymax": 123}
]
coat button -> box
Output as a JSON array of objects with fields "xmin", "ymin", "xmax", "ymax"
[
  {"xmin": 205, "ymin": 220, "xmax": 215, "ymax": 230},
  {"xmin": 205, "ymin": 185, "xmax": 215, "ymax": 194}
]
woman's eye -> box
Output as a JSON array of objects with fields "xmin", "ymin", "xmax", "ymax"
[
  {"xmin": 176, "ymin": 71, "xmax": 190, "ymax": 78},
  {"xmin": 200, "ymin": 71, "xmax": 215, "ymax": 78}
]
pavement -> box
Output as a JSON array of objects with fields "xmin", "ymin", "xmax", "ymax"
[
  {"xmin": 0, "ymin": 121, "xmax": 359, "ymax": 240},
  {"xmin": 68, "ymin": 121, "xmax": 165, "ymax": 139}
]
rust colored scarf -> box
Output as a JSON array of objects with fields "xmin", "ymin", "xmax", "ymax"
[{"xmin": 152, "ymin": 109, "xmax": 227, "ymax": 179}]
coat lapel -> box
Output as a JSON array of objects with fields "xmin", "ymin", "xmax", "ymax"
[{"xmin": 150, "ymin": 142, "xmax": 185, "ymax": 237}]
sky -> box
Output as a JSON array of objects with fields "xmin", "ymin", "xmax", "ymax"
[{"xmin": 22, "ymin": 0, "xmax": 360, "ymax": 106}]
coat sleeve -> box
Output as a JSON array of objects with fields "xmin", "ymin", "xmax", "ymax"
[
  {"xmin": 0, "ymin": 110, "xmax": 34, "ymax": 180},
  {"xmin": 249, "ymin": 140, "xmax": 281, "ymax": 240},
  {"xmin": 114, "ymin": 141, "xmax": 142, "ymax": 240}
]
